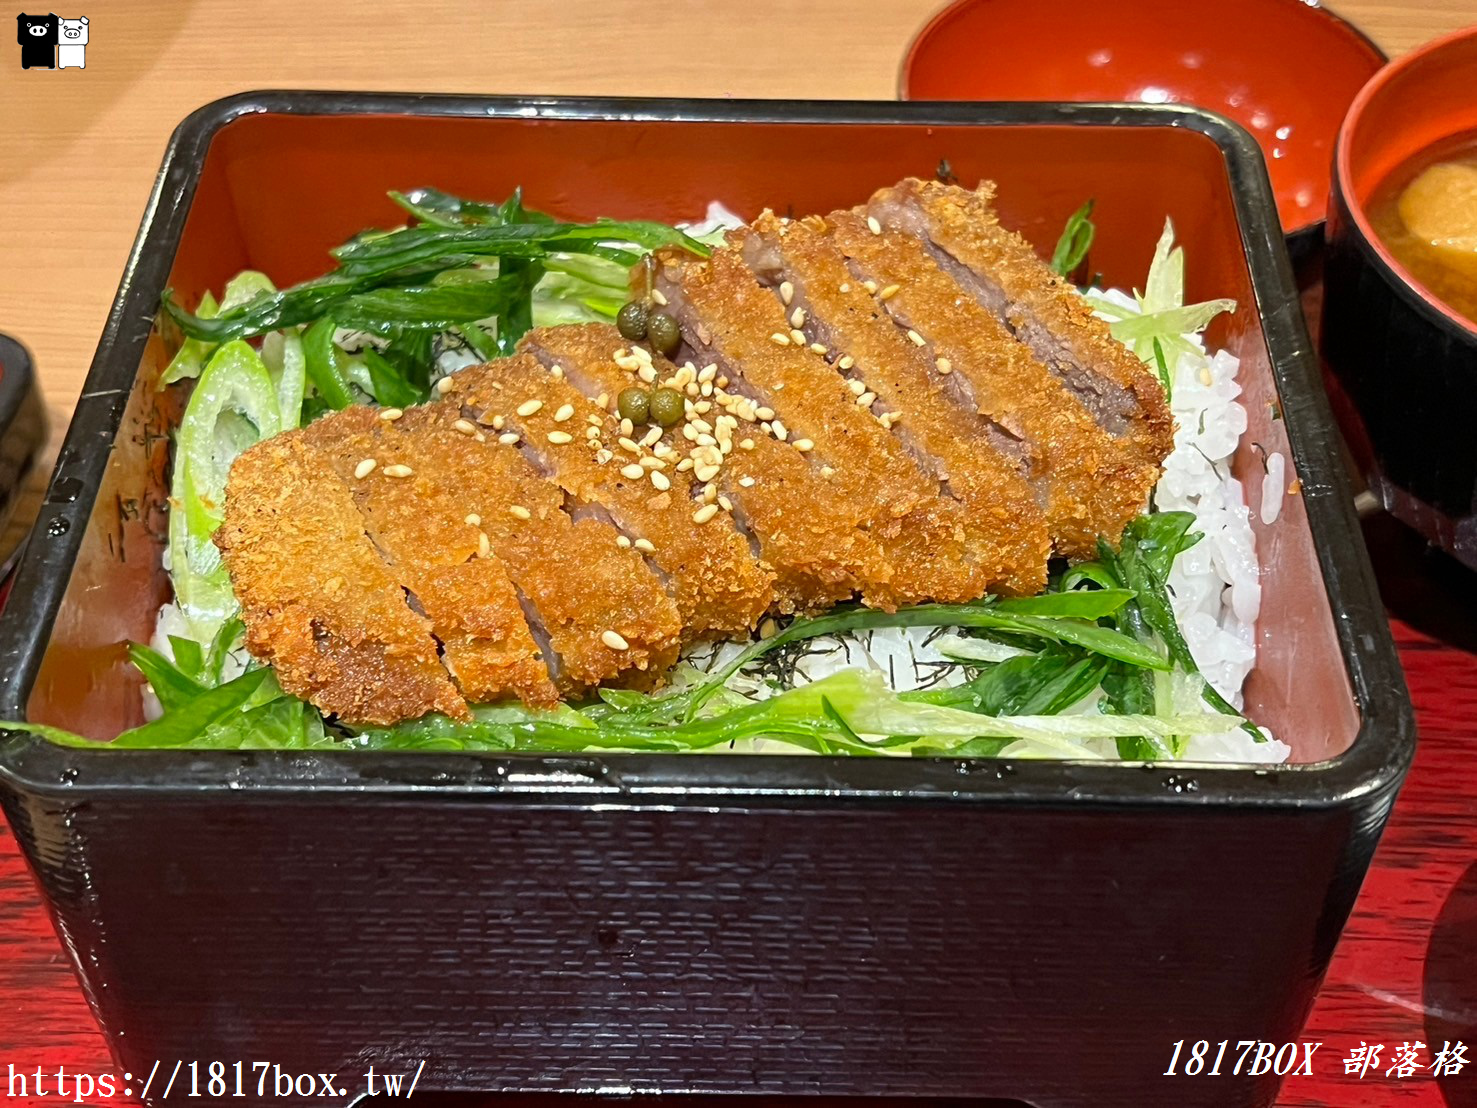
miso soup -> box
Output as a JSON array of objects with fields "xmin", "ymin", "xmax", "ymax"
[{"xmin": 1369, "ymin": 130, "xmax": 1477, "ymax": 328}]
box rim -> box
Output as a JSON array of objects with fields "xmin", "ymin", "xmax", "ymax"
[{"xmin": 0, "ymin": 92, "xmax": 1414, "ymax": 810}]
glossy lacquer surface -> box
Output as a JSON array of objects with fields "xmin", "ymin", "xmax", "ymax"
[
  {"xmin": 902, "ymin": 0, "xmax": 1385, "ymax": 238},
  {"xmin": 0, "ymin": 96, "xmax": 1410, "ymax": 1108},
  {"xmin": 1323, "ymin": 26, "xmax": 1477, "ymax": 564}
]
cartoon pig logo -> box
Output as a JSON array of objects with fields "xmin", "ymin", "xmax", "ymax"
[
  {"xmin": 16, "ymin": 13, "xmax": 57, "ymax": 69},
  {"xmin": 57, "ymin": 15, "xmax": 86, "ymax": 68}
]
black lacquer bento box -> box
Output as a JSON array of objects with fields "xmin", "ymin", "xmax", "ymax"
[{"xmin": 0, "ymin": 94, "xmax": 1413, "ymax": 1108}]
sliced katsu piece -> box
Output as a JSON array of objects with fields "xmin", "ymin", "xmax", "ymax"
[
  {"xmin": 216, "ymin": 431, "xmax": 469, "ymax": 725},
  {"xmin": 650, "ymin": 245, "xmax": 983, "ymax": 608},
  {"xmin": 826, "ymin": 209, "xmax": 1144, "ymax": 558},
  {"xmin": 521, "ymin": 323, "xmax": 888, "ymax": 615},
  {"xmin": 448, "ymin": 349, "xmax": 775, "ymax": 641},
  {"xmin": 740, "ymin": 210, "xmax": 1051, "ymax": 597},
  {"xmin": 866, "ymin": 178, "xmax": 1174, "ymax": 480},
  {"xmin": 301, "ymin": 406, "xmax": 558, "ymax": 708},
  {"xmin": 386, "ymin": 392, "xmax": 683, "ymax": 693}
]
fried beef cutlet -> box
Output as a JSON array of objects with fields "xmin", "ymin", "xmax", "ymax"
[
  {"xmin": 448, "ymin": 347, "xmax": 776, "ymax": 641},
  {"xmin": 739, "ymin": 210, "xmax": 1051, "ymax": 597},
  {"xmin": 217, "ymin": 178, "xmax": 1178, "ymax": 726},
  {"xmin": 825, "ymin": 209, "xmax": 1138, "ymax": 559},
  {"xmin": 650, "ymin": 245, "xmax": 984, "ymax": 609},
  {"xmin": 385, "ymin": 393, "xmax": 683, "ymax": 693},
  {"xmin": 301, "ymin": 406, "xmax": 559, "ymax": 708},
  {"xmin": 866, "ymin": 178, "xmax": 1174, "ymax": 488},
  {"xmin": 215, "ymin": 431, "xmax": 469, "ymax": 726},
  {"xmin": 522, "ymin": 324, "xmax": 890, "ymax": 615}
]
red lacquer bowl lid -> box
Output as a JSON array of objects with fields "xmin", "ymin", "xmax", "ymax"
[{"xmin": 901, "ymin": 0, "xmax": 1386, "ymax": 236}]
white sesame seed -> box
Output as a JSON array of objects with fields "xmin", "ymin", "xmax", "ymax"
[
  {"xmin": 685, "ymin": 382, "xmax": 700, "ymax": 398},
  {"xmin": 820, "ymin": 465, "xmax": 835, "ymax": 477},
  {"xmin": 516, "ymin": 399, "xmax": 543, "ymax": 417},
  {"xmin": 553, "ymin": 404, "xmax": 574, "ymax": 423},
  {"xmin": 634, "ymin": 538, "xmax": 655, "ymax": 554},
  {"xmin": 879, "ymin": 284, "xmax": 900, "ymax": 301},
  {"xmin": 847, "ymin": 378, "xmax": 866, "ymax": 396},
  {"xmin": 601, "ymin": 629, "xmax": 630, "ymax": 651},
  {"xmin": 779, "ymin": 281, "xmax": 795, "ymax": 305},
  {"xmin": 596, "ymin": 392, "xmax": 609, "ymax": 409},
  {"xmin": 739, "ymin": 438, "xmax": 756, "ymax": 451},
  {"xmin": 857, "ymin": 391, "xmax": 876, "ymax": 408},
  {"xmin": 651, "ymin": 470, "xmax": 671, "ymax": 491},
  {"xmin": 546, "ymin": 431, "xmax": 573, "ymax": 444},
  {"xmin": 638, "ymin": 366, "xmax": 657, "ymax": 385},
  {"xmin": 694, "ymin": 462, "xmax": 721, "ymax": 482},
  {"xmin": 491, "ymin": 414, "xmax": 506, "ymax": 430},
  {"xmin": 383, "ymin": 464, "xmax": 413, "ymax": 478},
  {"xmin": 790, "ymin": 329, "xmax": 806, "ymax": 345},
  {"xmin": 810, "ymin": 343, "xmax": 828, "ymax": 355},
  {"xmin": 353, "ymin": 458, "xmax": 377, "ymax": 479},
  {"xmin": 692, "ymin": 503, "xmax": 719, "ymax": 524},
  {"xmin": 595, "ymin": 448, "xmax": 613, "ymax": 464},
  {"xmin": 498, "ymin": 432, "xmax": 520, "ymax": 445},
  {"xmin": 718, "ymin": 495, "xmax": 733, "ymax": 511},
  {"xmin": 863, "ymin": 280, "xmax": 878, "ymax": 294},
  {"xmin": 698, "ymin": 363, "xmax": 717, "ymax": 384},
  {"xmin": 907, "ymin": 329, "xmax": 926, "ymax": 347},
  {"xmin": 454, "ymin": 418, "xmax": 477, "ymax": 436},
  {"xmin": 641, "ymin": 426, "xmax": 663, "ymax": 448},
  {"xmin": 379, "ymin": 408, "xmax": 403, "ymax": 422},
  {"xmin": 773, "ymin": 422, "xmax": 789, "ymax": 442},
  {"xmin": 616, "ymin": 535, "xmax": 632, "ymax": 548},
  {"xmin": 754, "ymin": 406, "xmax": 775, "ymax": 421},
  {"xmin": 770, "ymin": 332, "xmax": 791, "ymax": 346},
  {"xmin": 640, "ymin": 455, "xmax": 664, "ymax": 469},
  {"xmin": 508, "ymin": 505, "xmax": 532, "ymax": 520},
  {"xmin": 866, "ymin": 215, "xmax": 882, "ymax": 235},
  {"xmin": 620, "ymin": 418, "xmax": 634, "ymax": 437},
  {"xmin": 697, "ymin": 433, "xmax": 717, "ymax": 448},
  {"xmin": 676, "ymin": 457, "xmax": 695, "ymax": 472},
  {"xmin": 586, "ymin": 426, "xmax": 600, "ymax": 439},
  {"xmin": 790, "ymin": 307, "xmax": 807, "ymax": 328},
  {"xmin": 618, "ymin": 436, "xmax": 640, "ymax": 454},
  {"xmin": 936, "ymin": 357, "xmax": 953, "ymax": 374},
  {"xmin": 621, "ymin": 463, "xmax": 645, "ymax": 479},
  {"xmin": 478, "ymin": 531, "xmax": 491, "ymax": 557},
  {"xmin": 551, "ymin": 365, "xmax": 565, "ymax": 378},
  {"xmin": 839, "ymin": 282, "xmax": 851, "ymax": 293},
  {"xmin": 465, "ymin": 513, "xmax": 481, "ymax": 526},
  {"xmin": 436, "ymin": 376, "xmax": 456, "ymax": 395},
  {"xmin": 838, "ymin": 355, "xmax": 855, "ymax": 370},
  {"xmin": 792, "ymin": 438, "xmax": 814, "ymax": 452},
  {"xmin": 651, "ymin": 288, "xmax": 668, "ymax": 306}
]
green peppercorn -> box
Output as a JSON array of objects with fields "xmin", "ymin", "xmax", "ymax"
[
  {"xmin": 646, "ymin": 311, "xmax": 681, "ymax": 356},
  {"xmin": 649, "ymin": 387, "xmax": 684, "ymax": 427},
  {"xmin": 616, "ymin": 300, "xmax": 650, "ymax": 341},
  {"xmin": 616, "ymin": 386, "xmax": 651, "ymax": 426}
]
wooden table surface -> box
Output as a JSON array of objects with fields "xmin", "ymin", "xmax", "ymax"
[{"xmin": 4, "ymin": 1, "xmax": 1477, "ymax": 1106}]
